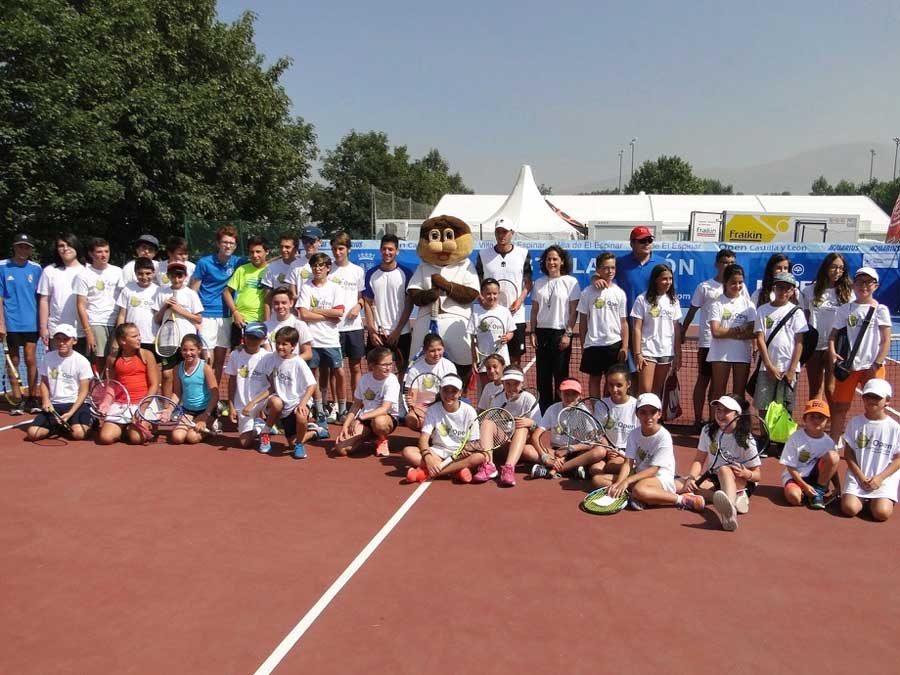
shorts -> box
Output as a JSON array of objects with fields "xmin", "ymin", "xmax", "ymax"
[
  {"xmin": 832, "ymin": 365, "xmax": 886, "ymax": 404},
  {"xmin": 785, "ymin": 462, "xmax": 823, "ymax": 490},
  {"xmin": 644, "ymin": 355, "xmax": 674, "ymax": 365},
  {"xmin": 361, "ymin": 414, "xmax": 399, "ymax": 433},
  {"xmin": 365, "ymin": 332, "xmax": 412, "ymax": 365},
  {"xmin": 237, "ymin": 412, "xmax": 257, "ymax": 435},
  {"xmin": 697, "ymin": 347, "xmax": 713, "ymax": 378},
  {"xmin": 33, "ymin": 402, "xmax": 92, "ymax": 429},
  {"xmin": 89, "ymin": 324, "xmax": 114, "ymax": 357},
  {"xmin": 6, "ymin": 331, "xmax": 38, "ymax": 350},
  {"xmin": 753, "ymin": 370, "xmax": 796, "ymax": 412},
  {"xmin": 279, "ymin": 405, "xmax": 308, "ymax": 439},
  {"xmin": 339, "ymin": 329, "xmax": 366, "ymax": 360},
  {"xmin": 309, "ymin": 346, "xmax": 343, "ymax": 370},
  {"xmin": 199, "ymin": 317, "xmax": 232, "ymax": 351},
  {"xmin": 508, "ymin": 323, "xmax": 527, "ymax": 358},
  {"xmin": 159, "ymin": 349, "xmax": 184, "ymax": 371},
  {"xmin": 580, "ymin": 343, "xmax": 622, "ymax": 375}
]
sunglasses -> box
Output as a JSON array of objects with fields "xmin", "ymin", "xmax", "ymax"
[{"xmin": 633, "ymin": 237, "xmax": 654, "ymax": 245}]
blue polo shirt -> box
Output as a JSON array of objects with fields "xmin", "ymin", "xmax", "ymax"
[
  {"xmin": 191, "ymin": 254, "xmax": 246, "ymax": 318},
  {"xmin": 616, "ymin": 252, "xmax": 671, "ymax": 313},
  {"xmin": 0, "ymin": 259, "xmax": 41, "ymax": 332}
]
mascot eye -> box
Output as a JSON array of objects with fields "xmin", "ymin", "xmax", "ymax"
[
  {"xmin": 443, "ymin": 228, "xmax": 455, "ymax": 241},
  {"xmin": 429, "ymin": 229, "xmax": 441, "ymax": 243}
]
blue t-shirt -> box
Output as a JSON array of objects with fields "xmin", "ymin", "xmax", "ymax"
[
  {"xmin": 191, "ymin": 254, "xmax": 246, "ymax": 318},
  {"xmin": 0, "ymin": 259, "xmax": 42, "ymax": 332},
  {"xmin": 616, "ymin": 253, "xmax": 671, "ymax": 314}
]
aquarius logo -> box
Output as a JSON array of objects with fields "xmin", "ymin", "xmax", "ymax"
[
  {"xmin": 310, "ymin": 296, "xmax": 320, "ymax": 308},
  {"xmin": 604, "ymin": 417, "xmax": 614, "ymax": 430},
  {"xmin": 96, "ymin": 280, "xmax": 105, "ymax": 291},
  {"xmin": 765, "ymin": 316, "xmax": 774, "ymax": 329},
  {"xmin": 478, "ymin": 320, "xmax": 489, "ymax": 332},
  {"xmin": 364, "ymin": 388, "xmax": 376, "ymax": 401},
  {"xmin": 856, "ymin": 431, "xmax": 869, "ymax": 449},
  {"xmin": 238, "ymin": 365, "xmax": 249, "ymax": 378},
  {"xmin": 722, "ymin": 309, "xmax": 733, "ymax": 321},
  {"xmin": 49, "ymin": 367, "xmax": 59, "ymax": 379},
  {"xmin": 422, "ymin": 374, "xmax": 436, "ymax": 390},
  {"xmin": 437, "ymin": 421, "xmax": 450, "ymax": 438},
  {"xmin": 798, "ymin": 447, "xmax": 810, "ymax": 463},
  {"xmin": 130, "ymin": 297, "xmax": 141, "ymax": 307},
  {"xmin": 848, "ymin": 314, "xmax": 859, "ymax": 327},
  {"xmin": 649, "ymin": 305, "xmax": 661, "ymax": 318},
  {"xmin": 637, "ymin": 447, "xmax": 647, "ymax": 461},
  {"xmin": 594, "ymin": 297, "xmax": 605, "ymax": 309},
  {"xmin": 161, "ymin": 273, "xmax": 170, "ymax": 284}
]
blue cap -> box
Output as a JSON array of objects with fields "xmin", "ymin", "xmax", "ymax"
[
  {"xmin": 243, "ymin": 321, "xmax": 268, "ymax": 339},
  {"xmin": 301, "ymin": 225, "xmax": 323, "ymax": 241}
]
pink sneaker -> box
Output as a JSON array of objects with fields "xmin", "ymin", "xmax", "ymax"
[
  {"xmin": 374, "ymin": 439, "xmax": 389, "ymax": 456},
  {"xmin": 498, "ymin": 464, "xmax": 516, "ymax": 487},
  {"xmin": 679, "ymin": 493, "xmax": 706, "ymax": 512},
  {"xmin": 456, "ymin": 467, "xmax": 473, "ymax": 483},
  {"xmin": 472, "ymin": 461, "xmax": 498, "ymax": 483}
]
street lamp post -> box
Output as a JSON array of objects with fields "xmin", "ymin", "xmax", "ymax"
[
  {"xmin": 630, "ymin": 138, "xmax": 637, "ymax": 181},
  {"xmin": 617, "ymin": 149, "xmax": 624, "ymax": 193},
  {"xmin": 893, "ymin": 137, "xmax": 900, "ymax": 181},
  {"xmin": 869, "ymin": 148, "xmax": 876, "ymax": 182}
]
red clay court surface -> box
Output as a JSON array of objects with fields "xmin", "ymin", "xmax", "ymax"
[{"xmin": 3, "ymin": 402, "xmax": 900, "ymax": 675}]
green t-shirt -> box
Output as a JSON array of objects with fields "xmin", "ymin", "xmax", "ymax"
[{"xmin": 227, "ymin": 262, "xmax": 267, "ymax": 321}]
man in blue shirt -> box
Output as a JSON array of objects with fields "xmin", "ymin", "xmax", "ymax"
[{"xmin": 0, "ymin": 233, "xmax": 43, "ymax": 414}]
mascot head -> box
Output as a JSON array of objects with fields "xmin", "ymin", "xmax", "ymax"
[{"xmin": 417, "ymin": 215, "xmax": 475, "ymax": 267}]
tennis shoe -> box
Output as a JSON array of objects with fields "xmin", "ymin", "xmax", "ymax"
[
  {"xmin": 679, "ymin": 494, "xmax": 706, "ymax": 512},
  {"xmin": 337, "ymin": 409, "xmax": 349, "ymax": 424},
  {"xmin": 456, "ymin": 467, "xmax": 473, "ymax": 483},
  {"xmin": 808, "ymin": 484, "xmax": 827, "ymax": 510},
  {"xmin": 374, "ymin": 439, "xmax": 390, "ymax": 456},
  {"xmin": 292, "ymin": 442, "xmax": 307, "ymax": 459},
  {"xmin": 734, "ymin": 490, "xmax": 751, "ymax": 514},
  {"xmin": 308, "ymin": 422, "xmax": 330, "ymax": 440},
  {"xmin": 258, "ymin": 430, "xmax": 271, "ymax": 454},
  {"xmin": 209, "ymin": 418, "xmax": 222, "ymax": 434},
  {"xmin": 325, "ymin": 403, "xmax": 337, "ymax": 424},
  {"xmin": 473, "ymin": 461, "xmax": 499, "ymax": 482},
  {"xmin": 713, "ymin": 490, "xmax": 739, "ymax": 531},
  {"xmin": 571, "ymin": 466, "xmax": 587, "ymax": 480},
  {"xmin": 628, "ymin": 498, "xmax": 646, "ymax": 511},
  {"xmin": 406, "ymin": 467, "xmax": 427, "ymax": 483},
  {"xmin": 498, "ymin": 463, "xmax": 516, "ymax": 487},
  {"xmin": 530, "ymin": 464, "xmax": 549, "ymax": 479},
  {"xmin": 28, "ymin": 398, "xmax": 42, "ymax": 414},
  {"xmin": 9, "ymin": 400, "xmax": 25, "ymax": 416}
]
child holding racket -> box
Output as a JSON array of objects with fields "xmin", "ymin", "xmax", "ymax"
[
  {"xmin": 840, "ymin": 379, "xmax": 900, "ymax": 522},
  {"xmin": 335, "ymin": 346, "xmax": 400, "ymax": 457},
  {"xmin": 779, "ymin": 399, "xmax": 840, "ymax": 509},
  {"xmin": 578, "ymin": 252, "xmax": 628, "ymax": 398},
  {"xmin": 475, "ymin": 353, "xmax": 505, "ymax": 412},
  {"xmin": 224, "ymin": 322, "xmax": 280, "ymax": 449},
  {"xmin": 630, "ymin": 264, "xmax": 682, "ymax": 396},
  {"xmin": 26, "ymin": 324, "xmax": 94, "ymax": 442},
  {"xmin": 707, "ymin": 264, "xmax": 756, "ymax": 405},
  {"xmin": 151, "ymin": 262, "xmax": 203, "ymax": 397},
  {"xmin": 169, "ymin": 334, "xmax": 218, "ymax": 444},
  {"xmin": 263, "ymin": 286, "xmax": 313, "ymax": 360},
  {"xmin": 679, "ymin": 395, "xmax": 761, "ymax": 530},
  {"xmin": 528, "ymin": 378, "xmax": 592, "ymax": 479},
  {"xmin": 608, "ymin": 393, "xmax": 705, "ymax": 512},
  {"xmin": 403, "ymin": 333, "xmax": 457, "ymax": 432},
  {"xmin": 469, "ymin": 278, "xmax": 514, "ymax": 388},
  {"xmin": 489, "ymin": 366, "xmax": 542, "ymax": 487},
  {"xmin": 402, "ymin": 373, "xmax": 483, "ymax": 483}
]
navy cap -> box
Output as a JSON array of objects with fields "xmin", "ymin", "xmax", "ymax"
[
  {"xmin": 301, "ymin": 225, "xmax": 323, "ymax": 241},
  {"xmin": 243, "ymin": 321, "xmax": 268, "ymax": 339},
  {"xmin": 12, "ymin": 232, "xmax": 34, "ymax": 247}
]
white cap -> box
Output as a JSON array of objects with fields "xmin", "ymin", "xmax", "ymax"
[
  {"xmin": 855, "ymin": 266, "xmax": 879, "ymax": 282},
  {"xmin": 495, "ymin": 217, "xmax": 514, "ymax": 231},
  {"xmin": 711, "ymin": 395, "xmax": 742, "ymax": 414},
  {"xmin": 440, "ymin": 374, "xmax": 464, "ymax": 391},
  {"xmin": 53, "ymin": 323, "xmax": 78, "ymax": 338},
  {"xmin": 635, "ymin": 393, "xmax": 662, "ymax": 411},
  {"xmin": 500, "ymin": 367, "xmax": 525, "ymax": 383},
  {"xmin": 862, "ymin": 378, "xmax": 892, "ymax": 399}
]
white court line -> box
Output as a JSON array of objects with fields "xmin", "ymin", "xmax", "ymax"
[
  {"xmin": 0, "ymin": 419, "xmax": 34, "ymax": 432},
  {"xmin": 253, "ymin": 480, "xmax": 434, "ymax": 675}
]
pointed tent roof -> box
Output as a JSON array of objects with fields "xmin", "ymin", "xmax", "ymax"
[{"xmin": 475, "ymin": 165, "xmax": 584, "ymax": 239}]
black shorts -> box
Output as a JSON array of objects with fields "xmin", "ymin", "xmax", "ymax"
[
  {"xmin": 159, "ymin": 350, "xmax": 184, "ymax": 371},
  {"xmin": 362, "ymin": 414, "xmax": 399, "ymax": 433},
  {"xmin": 365, "ymin": 332, "xmax": 413, "ymax": 366},
  {"xmin": 580, "ymin": 343, "xmax": 623, "ymax": 376},
  {"xmin": 697, "ymin": 347, "xmax": 713, "ymax": 378},
  {"xmin": 508, "ymin": 323, "xmax": 527, "ymax": 358},
  {"xmin": 6, "ymin": 331, "xmax": 38, "ymax": 350},
  {"xmin": 339, "ymin": 329, "xmax": 366, "ymax": 361},
  {"xmin": 33, "ymin": 402, "xmax": 93, "ymax": 429},
  {"xmin": 280, "ymin": 406, "xmax": 309, "ymax": 440}
]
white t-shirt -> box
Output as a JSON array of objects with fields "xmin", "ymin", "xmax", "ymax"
[
  {"xmin": 842, "ymin": 415, "xmax": 900, "ymax": 500},
  {"xmin": 626, "ymin": 426, "xmax": 677, "ymax": 485},
  {"xmin": 265, "ymin": 315, "xmax": 313, "ymax": 355},
  {"xmin": 779, "ymin": 429, "xmax": 837, "ymax": 485},
  {"xmin": 261, "ymin": 258, "xmax": 300, "ymax": 291},
  {"xmin": 328, "ymin": 261, "xmax": 366, "ymax": 332},
  {"xmin": 404, "ymin": 357, "xmax": 458, "ymax": 391},
  {"xmin": 156, "ymin": 260, "xmax": 196, "ymax": 289},
  {"xmin": 539, "ymin": 401, "xmax": 570, "ymax": 449},
  {"xmin": 477, "ymin": 245, "xmax": 531, "ymax": 323},
  {"xmin": 115, "ymin": 282, "xmax": 159, "ymax": 343},
  {"xmin": 577, "ymin": 284, "xmax": 627, "ymax": 348},
  {"xmin": 363, "ymin": 264, "xmax": 413, "ymax": 336},
  {"xmin": 597, "ymin": 397, "xmax": 638, "ymax": 450},
  {"xmin": 38, "ymin": 263, "xmax": 85, "ymax": 337},
  {"xmin": 287, "ymin": 259, "xmax": 313, "ymax": 290},
  {"xmin": 296, "ymin": 279, "xmax": 343, "ymax": 348},
  {"xmin": 832, "ymin": 302, "xmax": 891, "ymax": 371},
  {"xmin": 257, "ymin": 352, "xmax": 317, "ymax": 416},
  {"xmin": 421, "ymin": 401, "xmax": 478, "ymax": 460},
  {"xmin": 223, "ymin": 348, "xmax": 270, "ymax": 412},
  {"xmin": 121, "ymin": 259, "xmax": 160, "ymax": 286},
  {"xmin": 354, "ymin": 371, "xmax": 400, "ymax": 418},
  {"xmin": 73, "ymin": 264, "xmax": 123, "ymax": 326},
  {"xmin": 494, "ymin": 389, "xmax": 541, "ymax": 424},
  {"xmin": 690, "ymin": 278, "xmax": 723, "ymax": 348},
  {"xmin": 697, "ymin": 427, "xmax": 763, "ymax": 472},
  {"xmin": 532, "ymin": 275, "xmax": 580, "ymax": 330},
  {"xmin": 40, "ymin": 349, "xmax": 92, "ymax": 405},
  {"xmin": 151, "ymin": 286, "xmax": 204, "ymax": 338},
  {"xmin": 469, "ymin": 305, "xmax": 514, "ymax": 372},
  {"xmin": 630, "ymin": 293, "xmax": 683, "ymax": 358},
  {"xmin": 477, "ymin": 380, "xmax": 504, "ymax": 411},
  {"xmin": 707, "ymin": 294, "xmax": 757, "ymax": 363},
  {"xmin": 754, "ymin": 303, "xmax": 808, "ymax": 373}
]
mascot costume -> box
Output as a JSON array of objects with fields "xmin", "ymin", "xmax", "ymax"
[{"xmin": 407, "ymin": 215, "xmax": 480, "ymax": 384}]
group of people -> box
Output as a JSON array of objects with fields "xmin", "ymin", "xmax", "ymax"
[{"xmin": 0, "ymin": 221, "xmax": 897, "ymax": 524}]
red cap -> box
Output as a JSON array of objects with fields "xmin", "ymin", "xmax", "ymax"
[{"xmin": 630, "ymin": 225, "xmax": 653, "ymax": 241}]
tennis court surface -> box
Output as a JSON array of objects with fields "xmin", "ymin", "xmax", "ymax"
[{"xmin": 2, "ymin": 408, "xmax": 899, "ymax": 674}]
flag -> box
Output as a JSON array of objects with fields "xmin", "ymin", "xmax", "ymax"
[{"xmin": 886, "ymin": 190, "xmax": 900, "ymax": 243}]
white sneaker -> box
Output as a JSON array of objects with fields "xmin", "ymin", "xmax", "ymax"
[
  {"xmin": 209, "ymin": 418, "xmax": 222, "ymax": 434},
  {"xmin": 325, "ymin": 403, "xmax": 337, "ymax": 424},
  {"xmin": 734, "ymin": 490, "xmax": 750, "ymax": 515},
  {"xmin": 713, "ymin": 490, "xmax": 739, "ymax": 531}
]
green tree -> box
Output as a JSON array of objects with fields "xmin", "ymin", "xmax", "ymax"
[
  {"xmin": 1, "ymin": 1, "xmax": 316, "ymax": 256},
  {"xmin": 698, "ymin": 178, "xmax": 734, "ymax": 194},
  {"xmin": 537, "ymin": 183, "xmax": 553, "ymax": 196},
  {"xmin": 810, "ymin": 175, "xmax": 833, "ymax": 195},
  {"xmin": 624, "ymin": 155, "xmax": 703, "ymax": 194},
  {"xmin": 406, "ymin": 148, "xmax": 471, "ymax": 205}
]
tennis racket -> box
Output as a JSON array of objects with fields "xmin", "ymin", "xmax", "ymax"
[
  {"xmin": 474, "ymin": 315, "xmax": 507, "ymax": 366},
  {"xmin": 496, "ymin": 279, "xmax": 519, "ymax": 311},
  {"xmin": 155, "ymin": 310, "xmax": 181, "ymax": 358},
  {"xmin": 437, "ymin": 407, "xmax": 516, "ymax": 470},
  {"xmin": 47, "ymin": 405, "xmax": 73, "ymax": 434},
  {"xmin": 135, "ymin": 394, "xmax": 211, "ymax": 434},
  {"xmin": 558, "ymin": 405, "xmax": 615, "ymax": 450},
  {"xmin": 88, "ymin": 378, "xmax": 131, "ymax": 421},
  {"xmin": 404, "ymin": 370, "xmax": 444, "ymax": 422},
  {"xmin": 3, "ymin": 339, "xmax": 24, "ymax": 405},
  {"xmin": 580, "ymin": 486, "xmax": 629, "ymax": 515},
  {"xmin": 694, "ymin": 414, "xmax": 770, "ymax": 487}
]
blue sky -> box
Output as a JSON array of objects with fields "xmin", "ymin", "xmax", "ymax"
[{"xmin": 217, "ymin": 0, "xmax": 900, "ymax": 192}]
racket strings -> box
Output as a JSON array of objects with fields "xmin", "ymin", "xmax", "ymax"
[
  {"xmin": 559, "ymin": 407, "xmax": 601, "ymax": 443},
  {"xmin": 475, "ymin": 409, "xmax": 515, "ymax": 452}
]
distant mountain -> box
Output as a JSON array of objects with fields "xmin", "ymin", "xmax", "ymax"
[{"xmin": 564, "ymin": 142, "xmax": 898, "ymax": 195}]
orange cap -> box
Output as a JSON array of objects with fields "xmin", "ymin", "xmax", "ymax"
[{"xmin": 803, "ymin": 399, "xmax": 831, "ymax": 418}]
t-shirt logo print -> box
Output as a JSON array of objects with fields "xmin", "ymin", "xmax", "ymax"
[
  {"xmin": 798, "ymin": 447, "xmax": 810, "ymax": 463},
  {"xmin": 649, "ymin": 305, "xmax": 661, "ymax": 318},
  {"xmin": 848, "ymin": 314, "xmax": 859, "ymax": 327},
  {"xmin": 765, "ymin": 316, "xmax": 774, "ymax": 329},
  {"xmin": 856, "ymin": 431, "xmax": 869, "ymax": 449},
  {"xmin": 96, "ymin": 280, "xmax": 105, "ymax": 290},
  {"xmin": 722, "ymin": 309, "xmax": 733, "ymax": 320},
  {"xmin": 437, "ymin": 421, "xmax": 450, "ymax": 438},
  {"xmin": 364, "ymin": 388, "xmax": 376, "ymax": 401},
  {"xmin": 238, "ymin": 365, "xmax": 249, "ymax": 378},
  {"xmin": 637, "ymin": 446, "xmax": 647, "ymax": 460},
  {"xmin": 49, "ymin": 367, "xmax": 59, "ymax": 380},
  {"xmin": 593, "ymin": 297, "xmax": 606, "ymax": 309}
]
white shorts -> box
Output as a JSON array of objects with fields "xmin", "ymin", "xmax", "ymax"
[
  {"xmin": 654, "ymin": 472, "xmax": 677, "ymax": 494},
  {"xmin": 199, "ymin": 317, "xmax": 232, "ymax": 350},
  {"xmin": 104, "ymin": 403, "xmax": 138, "ymax": 426},
  {"xmin": 237, "ymin": 412, "xmax": 256, "ymax": 435}
]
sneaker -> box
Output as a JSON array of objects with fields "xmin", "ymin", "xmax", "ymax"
[
  {"xmin": 809, "ymin": 484, "xmax": 827, "ymax": 510},
  {"xmin": 309, "ymin": 422, "xmax": 330, "ymax": 440},
  {"xmin": 216, "ymin": 400, "xmax": 230, "ymax": 417},
  {"xmin": 337, "ymin": 409, "xmax": 349, "ymax": 424},
  {"xmin": 571, "ymin": 466, "xmax": 587, "ymax": 480},
  {"xmin": 498, "ymin": 464, "xmax": 516, "ymax": 487},
  {"xmin": 679, "ymin": 493, "xmax": 706, "ymax": 512},
  {"xmin": 28, "ymin": 398, "xmax": 42, "ymax": 414},
  {"xmin": 292, "ymin": 442, "xmax": 307, "ymax": 459},
  {"xmin": 325, "ymin": 403, "xmax": 337, "ymax": 424},
  {"xmin": 473, "ymin": 461, "xmax": 499, "ymax": 483},
  {"xmin": 374, "ymin": 439, "xmax": 390, "ymax": 457},
  {"xmin": 209, "ymin": 418, "xmax": 222, "ymax": 434},
  {"xmin": 530, "ymin": 464, "xmax": 549, "ymax": 479},
  {"xmin": 456, "ymin": 467, "xmax": 473, "ymax": 483},
  {"xmin": 258, "ymin": 430, "xmax": 271, "ymax": 454},
  {"xmin": 9, "ymin": 400, "xmax": 25, "ymax": 416},
  {"xmin": 713, "ymin": 490, "xmax": 739, "ymax": 531},
  {"xmin": 406, "ymin": 467, "xmax": 427, "ymax": 483},
  {"xmin": 628, "ymin": 498, "xmax": 646, "ymax": 511},
  {"xmin": 734, "ymin": 490, "xmax": 750, "ymax": 515},
  {"xmin": 316, "ymin": 413, "xmax": 327, "ymax": 428}
]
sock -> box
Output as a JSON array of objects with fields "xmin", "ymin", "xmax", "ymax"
[
  {"xmin": 338, "ymin": 399, "xmax": 347, "ymax": 414},
  {"xmin": 675, "ymin": 494, "xmax": 684, "ymax": 506}
]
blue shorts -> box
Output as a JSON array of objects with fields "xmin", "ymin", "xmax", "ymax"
[
  {"xmin": 309, "ymin": 346, "xmax": 343, "ymax": 369},
  {"xmin": 33, "ymin": 402, "xmax": 93, "ymax": 429}
]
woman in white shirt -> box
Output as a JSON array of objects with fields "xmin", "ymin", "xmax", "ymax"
[
  {"xmin": 630, "ymin": 264, "xmax": 682, "ymax": 397},
  {"xmin": 38, "ymin": 233, "xmax": 85, "ymax": 352},
  {"xmin": 707, "ymin": 264, "xmax": 757, "ymax": 404},
  {"xmin": 529, "ymin": 245, "xmax": 580, "ymax": 413}
]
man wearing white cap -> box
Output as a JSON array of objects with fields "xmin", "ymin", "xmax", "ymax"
[
  {"xmin": 475, "ymin": 217, "xmax": 532, "ymax": 368},
  {"xmin": 828, "ymin": 266, "xmax": 891, "ymax": 445}
]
